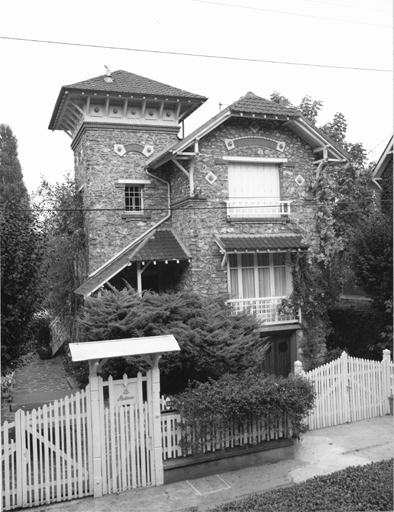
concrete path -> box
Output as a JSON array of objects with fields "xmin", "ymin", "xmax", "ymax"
[
  {"xmin": 1, "ymin": 352, "xmax": 76, "ymax": 424},
  {"xmin": 28, "ymin": 415, "xmax": 393, "ymax": 512}
]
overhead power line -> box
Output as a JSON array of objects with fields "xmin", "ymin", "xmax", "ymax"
[
  {"xmin": 0, "ymin": 36, "xmax": 391, "ymax": 73},
  {"xmin": 3, "ymin": 199, "xmax": 392, "ymax": 214},
  {"xmin": 367, "ymin": 133, "xmax": 393, "ymax": 155},
  {"xmin": 192, "ymin": 0, "xmax": 392, "ymax": 28},
  {"xmin": 302, "ymin": 0, "xmax": 391, "ymax": 13}
]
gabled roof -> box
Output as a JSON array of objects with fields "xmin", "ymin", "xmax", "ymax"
[
  {"xmin": 75, "ymin": 228, "xmax": 191, "ymax": 298},
  {"xmin": 231, "ymin": 92, "xmax": 301, "ymax": 117},
  {"xmin": 146, "ymin": 91, "xmax": 349, "ymax": 169},
  {"xmin": 214, "ymin": 233, "xmax": 308, "ymax": 253},
  {"xmin": 64, "ymin": 69, "xmax": 207, "ymax": 100},
  {"xmin": 372, "ymin": 135, "xmax": 393, "ymax": 190}
]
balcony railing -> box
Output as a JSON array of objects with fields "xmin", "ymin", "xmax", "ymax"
[
  {"xmin": 225, "ymin": 200, "xmax": 291, "ymax": 219},
  {"xmin": 227, "ymin": 296, "xmax": 300, "ymax": 325}
]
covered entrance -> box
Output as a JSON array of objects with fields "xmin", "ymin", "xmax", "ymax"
[{"xmin": 69, "ymin": 335, "xmax": 180, "ymax": 497}]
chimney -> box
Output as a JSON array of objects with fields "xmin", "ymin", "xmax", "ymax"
[{"xmin": 104, "ymin": 66, "xmax": 113, "ymax": 83}]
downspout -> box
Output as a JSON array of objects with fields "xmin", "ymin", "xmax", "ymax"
[{"xmin": 88, "ymin": 171, "xmax": 171, "ymax": 279}]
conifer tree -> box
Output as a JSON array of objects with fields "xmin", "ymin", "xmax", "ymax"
[{"xmin": 0, "ymin": 124, "xmax": 45, "ymax": 368}]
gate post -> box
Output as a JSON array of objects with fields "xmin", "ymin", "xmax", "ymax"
[
  {"xmin": 382, "ymin": 349, "xmax": 391, "ymax": 414},
  {"xmin": 341, "ymin": 351, "xmax": 350, "ymax": 423},
  {"xmin": 89, "ymin": 361, "xmax": 103, "ymax": 497},
  {"xmin": 151, "ymin": 354, "xmax": 164, "ymax": 486}
]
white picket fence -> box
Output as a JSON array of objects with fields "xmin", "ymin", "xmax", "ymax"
[
  {"xmin": 295, "ymin": 350, "xmax": 393, "ymax": 431},
  {"xmin": 1, "ymin": 387, "xmax": 92, "ymax": 511},
  {"xmin": 2, "ymin": 351, "xmax": 392, "ymax": 510},
  {"xmin": 159, "ymin": 398, "xmax": 293, "ymax": 460}
]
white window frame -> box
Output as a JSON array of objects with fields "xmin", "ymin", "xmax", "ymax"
[
  {"xmin": 115, "ymin": 179, "xmax": 150, "ymax": 215},
  {"xmin": 227, "ymin": 252, "xmax": 292, "ymax": 300},
  {"xmin": 225, "ymin": 158, "xmax": 291, "ymax": 219}
]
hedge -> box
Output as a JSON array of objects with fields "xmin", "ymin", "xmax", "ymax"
[{"xmin": 208, "ymin": 458, "xmax": 393, "ymax": 511}]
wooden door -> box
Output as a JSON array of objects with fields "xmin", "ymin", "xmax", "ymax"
[{"xmin": 260, "ymin": 334, "xmax": 291, "ymax": 377}]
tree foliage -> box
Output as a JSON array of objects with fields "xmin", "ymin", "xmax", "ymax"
[
  {"xmin": 33, "ymin": 174, "xmax": 87, "ymax": 335},
  {"xmin": 73, "ymin": 285, "xmax": 269, "ymax": 394},
  {"xmin": 0, "ymin": 124, "xmax": 45, "ymax": 368}
]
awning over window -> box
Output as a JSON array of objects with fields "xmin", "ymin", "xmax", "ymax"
[
  {"xmin": 214, "ymin": 233, "xmax": 308, "ymax": 253},
  {"xmin": 75, "ymin": 229, "xmax": 190, "ymax": 298}
]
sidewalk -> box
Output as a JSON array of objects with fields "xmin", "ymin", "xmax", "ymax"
[
  {"xmin": 29, "ymin": 415, "xmax": 393, "ymax": 512},
  {"xmin": 1, "ymin": 351, "xmax": 76, "ymax": 424}
]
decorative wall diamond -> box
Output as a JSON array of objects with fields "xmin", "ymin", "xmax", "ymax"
[
  {"xmin": 295, "ymin": 174, "xmax": 305, "ymax": 186},
  {"xmin": 205, "ymin": 171, "xmax": 217, "ymax": 185},
  {"xmin": 250, "ymin": 121, "xmax": 259, "ymax": 133}
]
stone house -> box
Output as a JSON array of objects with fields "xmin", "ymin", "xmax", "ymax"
[{"xmin": 49, "ymin": 69, "xmax": 349, "ymax": 376}]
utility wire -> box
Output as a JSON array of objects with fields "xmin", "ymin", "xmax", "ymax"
[
  {"xmin": 0, "ymin": 36, "xmax": 391, "ymax": 73},
  {"xmin": 367, "ymin": 133, "xmax": 393, "ymax": 156},
  {"xmin": 302, "ymin": 0, "xmax": 391, "ymax": 13},
  {"xmin": 3, "ymin": 200, "xmax": 392, "ymax": 213},
  {"xmin": 192, "ymin": 0, "xmax": 391, "ymax": 28}
]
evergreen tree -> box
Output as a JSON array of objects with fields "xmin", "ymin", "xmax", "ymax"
[{"xmin": 0, "ymin": 124, "xmax": 45, "ymax": 368}]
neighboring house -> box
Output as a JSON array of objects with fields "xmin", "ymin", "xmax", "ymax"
[
  {"xmin": 49, "ymin": 69, "xmax": 349, "ymax": 377},
  {"xmin": 371, "ymin": 135, "xmax": 393, "ymax": 217}
]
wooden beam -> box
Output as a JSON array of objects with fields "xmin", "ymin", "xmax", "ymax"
[
  {"xmin": 70, "ymin": 101, "xmax": 86, "ymax": 116},
  {"xmin": 313, "ymin": 146, "xmax": 329, "ymax": 153},
  {"xmin": 141, "ymin": 100, "xmax": 146, "ymax": 118},
  {"xmin": 123, "ymin": 98, "xmax": 129, "ymax": 117},
  {"xmin": 159, "ymin": 101, "xmax": 164, "ymax": 119}
]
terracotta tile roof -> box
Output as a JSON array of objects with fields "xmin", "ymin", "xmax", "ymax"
[
  {"xmin": 65, "ymin": 70, "xmax": 207, "ymax": 100},
  {"xmin": 75, "ymin": 229, "xmax": 190, "ymax": 297},
  {"xmin": 215, "ymin": 234, "xmax": 308, "ymax": 252},
  {"xmin": 230, "ymin": 92, "xmax": 301, "ymax": 117},
  {"xmin": 131, "ymin": 229, "xmax": 191, "ymax": 262}
]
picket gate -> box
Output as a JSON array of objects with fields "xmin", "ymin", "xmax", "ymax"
[
  {"xmin": 1, "ymin": 387, "xmax": 92, "ymax": 511},
  {"xmin": 295, "ymin": 350, "xmax": 393, "ymax": 431},
  {"xmin": 1, "ymin": 371, "xmax": 159, "ymax": 510}
]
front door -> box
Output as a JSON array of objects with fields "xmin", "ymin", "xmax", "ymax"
[{"xmin": 260, "ymin": 334, "xmax": 291, "ymax": 377}]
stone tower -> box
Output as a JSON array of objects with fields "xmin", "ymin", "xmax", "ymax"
[{"xmin": 49, "ymin": 69, "xmax": 206, "ymax": 274}]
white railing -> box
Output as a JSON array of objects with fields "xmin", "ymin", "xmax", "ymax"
[
  {"xmin": 225, "ymin": 200, "xmax": 291, "ymax": 219},
  {"xmin": 227, "ymin": 296, "xmax": 300, "ymax": 325}
]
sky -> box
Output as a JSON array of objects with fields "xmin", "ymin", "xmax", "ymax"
[{"xmin": 0, "ymin": 0, "xmax": 392, "ymax": 193}]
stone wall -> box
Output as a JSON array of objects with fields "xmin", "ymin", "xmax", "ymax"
[
  {"xmin": 73, "ymin": 126, "xmax": 176, "ymax": 273},
  {"xmin": 165, "ymin": 118, "xmax": 320, "ymax": 295}
]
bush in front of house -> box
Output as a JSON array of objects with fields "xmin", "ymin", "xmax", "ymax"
[
  {"xmin": 172, "ymin": 369, "xmax": 315, "ymax": 455},
  {"xmin": 68, "ymin": 285, "xmax": 269, "ymax": 394},
  {"xmin": 208, "ymin": 458, "xmax": 393, "ymax": 512}
]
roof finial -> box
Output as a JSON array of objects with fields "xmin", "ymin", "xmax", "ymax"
[{"xmin": 104, "ymin": 66, "xmax": 113, "ymax": 83}]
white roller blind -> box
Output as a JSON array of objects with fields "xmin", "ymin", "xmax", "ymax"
[{"xmin": 228, "ymin": 163, "xmax": 280, "ymax": 201}]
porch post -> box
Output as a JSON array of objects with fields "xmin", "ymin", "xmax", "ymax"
[
  {"xmin": 151, "ymin": 354, "xmax": 164, "ymax": 485},
  {"xmin": 89, "ymin": 360, "xmax": 103, "ymax": 497},
  {"xmin": 137, "ymin": 261, "xmax": 142, "ymax": 295}
]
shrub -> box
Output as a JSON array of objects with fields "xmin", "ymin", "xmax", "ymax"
[
  {"xmin": 71, "ymin": 286, "xmax": 269, "ymax": 394},
  {"xmin": 209, "ymin": 459, "xmax": 393, "ymax": 511},
  {"xmin": 172, "ymin": 369, "xmax": 315, "ymax": 455}
]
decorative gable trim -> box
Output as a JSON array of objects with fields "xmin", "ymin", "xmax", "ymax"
[
  {"xmin": 114, "ymin": 143, "xmax": 154, "ymax": 157},
  {"xmin": 225, "ymin": 137, "xmax": 286, "ymax": 152}
]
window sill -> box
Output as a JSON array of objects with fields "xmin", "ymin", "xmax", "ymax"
[{"xmin": 121, "ymin": 212, "xmax": 151, "ymax": 221}]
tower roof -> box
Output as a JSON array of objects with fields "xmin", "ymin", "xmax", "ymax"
[{"xmin": 49, "ymin": 70, "xmax": 207, "ymax": 132}]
